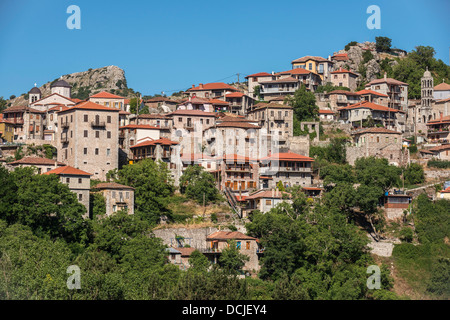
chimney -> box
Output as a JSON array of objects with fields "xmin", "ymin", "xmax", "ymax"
[
  {"xmin": 199, "ymin": 83, "xmax": 204, "ymax": 89},
  {"xmin": 192, "ymin": 84, "xmax": 195, "ymax": 89},
  {"xmin": 272, "ymin": 71, "xmax": 274, "ymax": 75}
]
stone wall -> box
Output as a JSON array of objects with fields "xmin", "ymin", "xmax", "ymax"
[{"xmin": 153, "ymin": 227, "xmax": 219, "ymax": 249}]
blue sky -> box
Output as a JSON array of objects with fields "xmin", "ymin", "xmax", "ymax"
[{"xmin": 0, "ymin": 0, "xmax": 449, "ymax": 98}]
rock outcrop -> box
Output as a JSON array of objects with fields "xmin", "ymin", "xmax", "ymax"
[{"xmin": 10, "ymin": 65, "xmax": 127, "ymax": 106}]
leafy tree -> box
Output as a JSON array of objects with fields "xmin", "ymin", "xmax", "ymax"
[
  {"xmin": 1, "ymin": 167, "xmax": 91, "ymax": 244},
  {"xmin": 354, "ymin": 157, "xmax": 401, "ymax": 191},
  {"xmin": 188, "ymin": 250, "xmax": 210, "ymax": 273},
  {"xmin": 345, "ymin": 41, "xmax": 358, "ymax": 51},
  {"xmin": 113, "ymin": 159, "xmax": 175, "ymax": 224},
  {"xmin": 404, "ymin": 163, "xmax": 425, "ymax": 186},
  {"xmin": 179, "ymin": 165, "xmax": 219, "ymax": 205},
  {"xmin": 286, "ymin": 85, "xmax": 319, "ymax": 123},
  {"xmin": 375, "ymin": 36, "xmax": 392, "ymax": 52},
  {"xmin": 90, "ymin": 192, "xmax": 106, "ymax": 219},
  {"xmin": 0, "ymin": 97, "xmax": 7, "ymax": 112},
  {"xmin": 218, "ymin": 240, "xmax": 249, "ymax": 274},
  {"xmin": 315, "ymin": 82, "xmax": 350, "ymax": 93}
]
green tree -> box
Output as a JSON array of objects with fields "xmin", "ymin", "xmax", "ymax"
[
  {"xmin": 113, "ymin": 159, "xmax": 175, "ymax": 224},
  {"xmin": 179, "ymin": 165, "xmax": 219, "ymax": 205},
  {"xmin": 404, "ymin": 163, "xmax": 425, "ymax": 186},
  {"xmin": 286, "ymin": 85, "xmax": 319, "ymax": 123},
  {"xmin": 375, "ymin": 36, "xmax": 392, "ymax": 52},
  {"xmin": 218, "ymin": 240, "xmax": 249, "ymax": 274},
  {"xmin": 188, "ymin": 250, "xmax": 210, "ymax": 273}
]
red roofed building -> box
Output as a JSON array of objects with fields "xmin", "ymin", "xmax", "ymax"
[
  {"xmin": 93, "ymin": 182, "xmax": 135, "ymax": 216},
  {"xmin": 119, "ymin": 124, "xmax": 162, "ymax": 159},
  {"xmin": 205, "ymin": 230, "xmax": 261, "ymax": 272},
  {"xmin": 357, "ymin": 89, "xmax": 389, "ymax": 106},
  {"xmin": 347, "ymin": 127, "xmax": 407, "ymax": 166},
  {"xmin": 218, "ymin": 154, "xmax": 259, "ymax": 193},
  {"xmin": 245, "ymin": 72, "xmax": 274, "ymax": 99},
  {"xmin": 331, "ymin": 53, "xmax": 349, "ymax": 61},
  {"xmin": 259, "ymin": 151, "xmax": 314, "ymax": 189},
  {"xmin": 186, "ymin": 82, "xmax": 239, "ymax": 99},
  {"xmin": 433, "ymin": 82, "xmax": 450, "ymax": 101},
  {"xmin": 130, "ymin": 137, "xmax": 179, "ymax": 165},
  {"xmin": 365, "ymin": 73, "xmax": 409, "ymax": 111},
  {"xmin": 224, "ymin": 92, "xmax": 255, "ymax": 115},
  {"xmin": 44, "ymin": 165, "xmax": 92, "ymax": 218},
  {"xmin": 330, "ymin": 67, "xmax": 359, "ymax": 91},
  {"xmin": 426, "ymin": 114, "xmax": 450, "ymax": 144},
  {"xmin": 56, "ymin": 101, "xmax": 119, "ymax": 180},
  {"xmin": 324, "ymin": 90, "xmax": 361, "ymax": 110},
  {"xmin": 338, "ymin": 100, "xmax": 403, "ymax": 130},
  {"xmin": 319, "ymin": 109, "xmax": 336, "ymax": 121},
  {"xmin": 243, "ymin": 188, "xmax": 290, "ymax": 216},
  {"xmin": 291, "ymin": 56, "xmax": 334, "ymax": 82},
  {"xmin": 89, "ymin": 91, "xmax": 126, "ymax": 111},
  {"xmin": 7, "ymin": 156, "xmax": 66, "ymax": 173}
]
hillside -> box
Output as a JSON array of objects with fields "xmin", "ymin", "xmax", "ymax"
[{"xmin": 9, "ymin": 65, "xmax": 129, "ymax": 106}]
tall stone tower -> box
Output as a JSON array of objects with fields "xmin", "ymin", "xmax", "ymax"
[
  {"xmin": 419, "ymin": 68, "xmax": 434, "ymax": 125},
  {"xmin": 421, "ymin": 68, "xmax": 434, "ymax": 109}
]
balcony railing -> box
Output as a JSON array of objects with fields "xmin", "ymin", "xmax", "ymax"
[
  {"xmin": 60, "ymin": 137, "xmax": 69, "ymax": 144},
  {"xmin": 61, "ymin": 121, "xmax": 69, "ymax": 129},
  {"xmin": 91, "ymin": 121, "xmax": 106, "ymax": 128}
]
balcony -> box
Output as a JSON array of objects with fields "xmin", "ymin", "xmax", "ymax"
[
  {"xmin": 91, "ymin": 121, "xmax": 106, "ymax": 128},
  {"xmin": 60, "ymin": 137, "xmax": 69, "ymax": 144},
  {"xmin": 184, "ymin": 123, "xmax": 194, "ymax": 130},
  {"xmin": 61, "ymin": 121, "xmax": 69, "ymax": 129}
]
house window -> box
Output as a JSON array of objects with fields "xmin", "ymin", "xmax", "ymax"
[
  {"xmin": 95, "ymin": 131, "xmax": 100, "ymax": 138},
  {"xmin": 236, "ymin": 241, "xmax": 241, "ymax": 250},
  {"xmin": 178, "ymin": 117, "xmax": 182, "ymax": 122},
  {"xmin": 84, "ymin": 114, "xmax": 88, "ymax": 122},
  {"xmin": 107, "ymin": 148, "xmax": 111, "ymax": 156},
  {"xmin": 84, "ymin": 130, "xmax": 88, "ymax": 137},
  {"xmin": 107, "ymin": 116, "xmax": 111, "ymax": 123},
  {"xmin": 66, "ymin": 178, "xmax": 70, "ymax": 183},
  {"xmin": 107, "ymin": 131, "xmax": 111, "ymax": 139},
  {"xmin": 95, "ymin": 148, "xmax": 99, "ymax": 155},
  {"xmin": 78, "ymin": 178, "xmax": 82, "ymax": 184},
  {"xmin": 266, "ymin": 199, "xmax": 272, "ymax": 206},
  {"xmin": 246, "ymin": 241, "xmax": 250, "ymax": 250},
  {"xmin": 78, "ymin": 193, "xmax": 82, "ymax": 201},
  {"xmin": 112, "ymin": 191, "xmax": 116, "ymax": 198},
  {"xmin": 84, "ymin": 148, "xmax": 87, "ymax": 155}
]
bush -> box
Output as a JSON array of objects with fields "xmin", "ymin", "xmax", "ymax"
[
  {"xmin": 400, "ymin": 227, "xmax": 414, "ymax": 243},
  {"xmin": 427, "ymin": 159, "xmax": 450, "ymax": 169}
]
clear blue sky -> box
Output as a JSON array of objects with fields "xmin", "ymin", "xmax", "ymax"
[{"xmin": 0, "ymin": 0, "xmax": 449, "ymax": 98}]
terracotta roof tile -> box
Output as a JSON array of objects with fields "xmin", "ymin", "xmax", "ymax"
[
  {"xmin": 43, "ymin": 166, "xmax": 92, "ymax": 176},
  {"xmin": 434, "ymin": 83, "xmax": 450, "ymax": 91},
  {"xmin": 130, "ymin": 137, "xmax": 178, "ymax": 148},
  {"xmin": 94, "ymin": 182, "xmax": 134, "ymax": 190},
  {"xmin": 356, "ymin": 89, "xmax": 389, "ymax": 97},
  {"xmin": 90, "ymin": 91, "xmax": 125, "ymax": 99},
  {"xmin": 260, "ymin": 151, "xmax": 314, "ymax": 162},
  {"xmin": 206, "ymin": 231, "xmax": 256, "ymax": 241},
  {"xmin": 8, "ymin": 156, "xmax": 65, "ymax": 166},
  {"xmin": 245, "ymin": 72, "xmax": 272, "ymax": 78},
  {"xmin": 351, "ymin": 127, "xmax": 401, "ymax": 135},
  {"xmin": 187, "ymin": 82, "xmax": 239, "ymax": 92}
]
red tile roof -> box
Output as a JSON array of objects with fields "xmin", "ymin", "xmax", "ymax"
[
  {"xmin": 43, "ymin": 166, "xmax": 92, "ymax": 176},
  {"xmin": 332, "ymin": 53, "xmax": 349, "ymax": 61},
  {"xmin": 428, "ymin": 144, "xmax": 450, "ymax": 152},
  {"xmin": 130, "ymin": 137, "xmax": 178, "ymax": 149},
  {"xmin": 366, "ymin": 77, "xmax": 408, "ymax": 86},
  {"xmin": 176, "ymin": 247, "xmax": 196, "ymax": 256},
  {"xmin": 58, "ymin": 101, "xmax": 120, "ymax": 113},
  {"xmin": 29, "ymin": 93, "xmax": 77, "ymax": 106},
  {"xmin": 225, "ymin": 92, "xmax": 245, "ymax": 98},
  {"xmin": 441, "ymin": 186, "xmax": 450, "ymax": 193},
  {"xmin": 222, "ymin": 154, "xmax": 255, "ymax": 162},
  {"xmin": 356, "ymin": 89, "xmax": 389, "ymax": 97},
  {"xmin": 291, "ymin": 56, "xmax": 332, "ymax": 63},
  {"xmin": 119, "ymin": 124, "xmax": 161, "ymax": 130},
  {"xmin": 434, "ymin": 82, "xmax": 450, "ymax": 91},
  {"xmin": 206, "ymin": 231, "xmax": 256, "ymax": 241},
  {"xmin": 245, "ymin": 190, "xmax": 287, "ymax": 200},
  {"xmin": 319, "ymin": 109, "xmax": 335, "ymax": 114},
  {"xmin": 352, "ymin": 127, "xmax": 401, "ymax": 135},
  {"xmin": 331, "ymin": 67, "xmax": 358, "ymax": 76},
  {"xmin": 187, "ymin": 82, "xmax": 239, "ymax": 92},
  {"xmin": 208, "ymin": 98, "xmax": 230, "ymax": 106},
  {"xmin": 276, "ymin": 68, "xmax": 315, "ymax": 76},
  {"xmin": 327, "ymin": 90, "xmax": 360, "ymax": 96},
  {"xmin": 245, "ymin": 72, "xmax": 272, "ymax": 78},
  {"xmin": 8, "ymin": 156, "xmax": 65, "ymax": 166},
  {"xmin": 260, "ymin": 151, "xmax": 314, "ymax": 162},
  {"xmin": 90, "ymin": 91, "xmax": 125, "ymax": 99},
  {"xmin": 338, "ymin": 101, "xmax": 399, "ymax": 112},
  {"xmin": 167, "ymin": 109, "xmax": 217, "ymax": 117},
  {"xmin": 426, "ymin": 115, "xmax": 450, "ymax": 125},
  {"xmin": 94, "ymin": 182, "xmax": 134, "ymax": 190},
  {"xmin": 436, "ymin": 97, "xmax": 450, "ymax": 104},
  {"xmin": 215, "ymin": 121, "xmax": 260, "ymax": 129},
  {"xmin": 260, "ymin": 76, "xmax": 299, "ymax": 84}
]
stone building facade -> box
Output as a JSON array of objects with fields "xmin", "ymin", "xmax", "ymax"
[
  {"xmin": 94, "ymin": 182, "xmax": 135, "ymax": 216},
  {"xmin": 56, "ymin": 101, "xmax": 119, "ymax": 181}
]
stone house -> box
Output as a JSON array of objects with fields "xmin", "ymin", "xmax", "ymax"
[
  {"xmin": 330, "ymin": 67, "xmax": 358, "ymax": 91},
  {"xmin": 426, "ymin": 115, "xmax": 450, "ymax": 144},
  {"xmin": 224, "ymin": 92, "xmax": 255, "ymax": 115},
  {"xmin": 89, "ymin": 91, "xmax": 126, "ymax": 111},
  {"xmin": 290, "ymin": 56, "xmax": 334, "ymax": 82},
  {"xmin": 43, "ymin": 165, "xmax": 92, "ymax": 218},
  {"xmin": 346, "ymin": 127, "xmax": 407, "ymax": 166},
  {"xmin": 186, "ymin": 82, "xmax": 240, "ymax": 99},
  {"xmin": 242, "ymin": 189, "xmax": 290, "ymax": 216},
  {"xmin": 204, "ymin": 231, "xmax": 261, "ymax": 273},
  {"xmin": 7, "ymin": 156, "xmax": 66, "ymax": 174},
  {"xmin": 246, "ymin": 103, "xmax": 293, "ymax": 148},
  {"xmin": 357, "ymin": 89, "xmax": 389, "ymax": 106},
  {"xmin": 119, "ymin": 124, "xmax": 161, "ymax": 159},
  {"xmin": 426, "ymin": 144, "xmax": 450, "ymax": 161},
  {"xmin": 93, "ymin": 182, "xmax": 135, "ymax": 216},
  {"xmin": 319, "ymin": 109, "xmax": 336, "ymax": 121},
  {"xmin": 365, "ymin": 74, "xmax": 408, "ymax": 111},
  {"xmin": 0, "ymin": 114, "xmax": 15, "ymax": 143},
  {"xmin": 2, "ymin": 105, "xmax": 46, "ymax": 142},
  {"xmin": 218, "ymin": 154, "xmax": 259, "ymax": 194},
  {"xmin": 274, "ymin": 68, "xmax": 322, "ymax": 92},
  {"xmin": 433, "ymin": 82, "xmax": 450, "ymax": 101},
  {"xmin": 245, "ymin": 72, "xmax": 274, "ymax": 98},
  {"xmin": 56, "ymin": 101, "xmax": 119, "ymax": 181},
  {"xmin": 144, "ymin": 97, "xmax": 178, "ymax": 112},
  {"xmin": 259, "ymin": 151, "xmax": 314, "ymax": 189}
]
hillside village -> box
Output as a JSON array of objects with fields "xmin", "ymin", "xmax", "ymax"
[{"xmin": 0, "ymin": 38, "xmax": 449, "ymax": 300}]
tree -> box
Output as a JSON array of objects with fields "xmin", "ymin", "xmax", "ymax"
[
  {"xmin": 113, "ymin": 159, "xmax": 175, "ymax": 224},
  {"xmin": 404, "ymin": 163, "xmax": 425, "ymax": 186},
  {"xmin": 286, "ymin": 85, "xmax": 319, "ymax": 123},
  {"xmin": 188, "ymin": 250, "xmax": 210, "ymax": 273},
  {"xmin": 218, "ymin": 240, "xmax": 249, "ymax": 274},
  {"xmin": 375, "ymin": 36, "xmax": 392, "ymax": 52},
  {"xmin": 1, "ymin": 167, "xmax": 91, "ymax": 244},
  {"xmin": 179, "ymin": 165, "xmax": 219, "ymax": 205}
]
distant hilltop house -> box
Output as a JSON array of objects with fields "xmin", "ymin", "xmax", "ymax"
[{"xmin": 290, "ymin": 55, "xmax": 334, "ymax": 82}]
